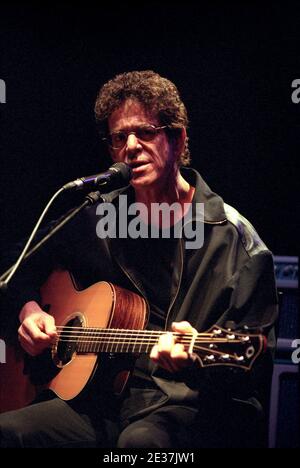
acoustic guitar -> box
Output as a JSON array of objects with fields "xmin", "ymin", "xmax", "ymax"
[{"xmin": 0, "ymin": 270, "xmax": 265, "ymax": 413}]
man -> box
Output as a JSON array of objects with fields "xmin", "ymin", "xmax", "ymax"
[{"xmin": 0, "ymin": 70, "xmax": 278, "ymax": 447}]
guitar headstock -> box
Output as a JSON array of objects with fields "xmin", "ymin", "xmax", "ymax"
[{"xmin": 194, "ymin": 326, "xmax": 266, "ymax": 370}]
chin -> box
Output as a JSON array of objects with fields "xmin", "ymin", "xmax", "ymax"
[
  {"xmin": 131, "ymin": 179, "xmax": 151, "ymax": 189},
  {"xmin": 130, "ymin": 174, "xmax": 156, "ymax": 188}
]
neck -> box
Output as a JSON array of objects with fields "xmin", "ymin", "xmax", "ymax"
[{"xmin": 134, "ymin": 169, "xmax": 194, "ymax": 227}]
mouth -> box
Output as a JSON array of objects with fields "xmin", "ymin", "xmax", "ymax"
[{"xmin": 129, "ymin": 161, "xmax": 151, "ymax": 173}]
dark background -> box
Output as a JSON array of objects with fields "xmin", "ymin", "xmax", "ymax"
[{"xmin": 0, "ymin": 1, "xmax": 299, "ymax": 257}]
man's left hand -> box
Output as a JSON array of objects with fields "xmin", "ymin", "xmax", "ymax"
[{"xmin": 150, "ymin": 321, "xmax": 198, "ymax": 373}]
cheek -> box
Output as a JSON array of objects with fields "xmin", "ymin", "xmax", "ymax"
[
  {"xmin": 110, "ymin": 150, "xmax": 123, "ymax": 163},
  {"xmin": 155, "ymin": 146, "xmax": 174, "ymax": 169},
  {"xmin": 151, "ymin": 142, "xmax": 168, "ymax": 165}
]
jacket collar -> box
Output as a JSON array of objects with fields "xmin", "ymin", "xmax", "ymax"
[
  {"xmin": 180, "ymin": 167, "xmax": 227, "ymax": 224},
  {"xmin": 105, "ymin": 166, "xmax": 227, "ymax": 225}
]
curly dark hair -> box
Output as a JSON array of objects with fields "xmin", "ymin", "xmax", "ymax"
[{"xmin": 94, "ymin": 70, "xmax": 190, "ymax": 166}]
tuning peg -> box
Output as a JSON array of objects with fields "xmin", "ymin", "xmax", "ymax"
[
  {"xmin": 221, "ymin": 354, "xmax": 230, "ymax": 360},
  {"xmin": 205, "ymin": 355, "xmax": 216, "ymax": 361},
  {"xmin": 241, "ymin": 336, "xmax": 250, "ymax": 342},
  {"xmin": 235, "ymin": 355, "xmax": 245, "ymax": 362},
  {"xmin": 226, "ymin": 333, "xmax": 236, "ymax": 340}
]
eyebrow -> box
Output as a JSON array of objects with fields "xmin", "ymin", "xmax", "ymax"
[{"xmin": 110, "ymin": 122, "xmax": 158, "ymax": 133}]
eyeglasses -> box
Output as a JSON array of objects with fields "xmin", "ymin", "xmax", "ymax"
[{"xmin": 102, "ymin": 124, "xmax": 168, "ymax": 150}]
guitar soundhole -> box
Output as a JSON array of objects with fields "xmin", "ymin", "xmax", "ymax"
[{"xmin": 52, "ymin": 315, "xmax": 83, "ymax": 368}]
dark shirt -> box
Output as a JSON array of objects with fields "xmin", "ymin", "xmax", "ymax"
[{"xmin": 123, "ymin": 218, "xmax": 180, "ymax": 383}]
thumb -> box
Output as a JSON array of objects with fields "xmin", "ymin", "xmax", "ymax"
[{"xmin": 42, "ymin": 315, "xmax": 57, "ymax": 337}]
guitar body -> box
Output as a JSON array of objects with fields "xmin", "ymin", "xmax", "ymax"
[
  {"xmin": 0, "ymin": 270, "xmax": 148, "ymax": 413},
  {"xmin": 0, "ymin": 270, "xmax": 264, "ymax": 414}
]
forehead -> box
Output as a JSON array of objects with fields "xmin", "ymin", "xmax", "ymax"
[{"xmin": 108, "ymin": 99, "xmax": 159, "ymax": 131}]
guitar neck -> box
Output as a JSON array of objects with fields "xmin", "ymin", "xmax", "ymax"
[
  {"xmin": 55, "ymin": 325, "xmax": 264, "ymax": 370},
  {"xmin": 60, "ymin": 327, "xmax": 195, "ymax": 354}
]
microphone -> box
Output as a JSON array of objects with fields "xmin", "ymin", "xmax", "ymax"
[{"xmin": 63, "ymin": 162, "xmax": 132, "ymax": 192}]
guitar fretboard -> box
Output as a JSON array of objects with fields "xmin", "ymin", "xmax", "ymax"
[
  {"xmin": 57, "ymin": 327, "xmax": 200, "ymax": 354},
  {"xmin": 54, "ymin": 326, "xmax": 257, "ymax": 369}
]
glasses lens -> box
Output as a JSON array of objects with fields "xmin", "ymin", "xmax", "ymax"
[
  {"xmin": 107, "ymin": 125, "xmax": 164, "ymax": 149},
  {"xmin": 110, "ymin": 132, "xmax": 127, "ymax": 148},
  {"xmin": 136, "ymin": 126, "xmax": 158, "ymax": 141}
]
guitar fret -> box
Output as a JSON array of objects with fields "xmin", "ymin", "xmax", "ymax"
[
  {"xmin": 125, "ymin": 331, "xmax": 130, "ymax": 353},
  {"xmin": 132, "ymin": 329, "xmax": 138, "ymax": 353},
  {"xmin": 110, "ymin": 328, "xmax": 116, "ymax": 353},
  {"xmin": 147, "ymin": 330, "xmax": 154, "ymax": 353},
  {"xmin": 91, "ymin": 327, "xmax": 97, "ymax": 353},
  {"xmin": 83, "ymin": 328, "xmax": 88, "ymax": 353},
  {"xmin": 87, "ymin": 327, "xmax": 92, "ymax": 353},
  {"xmin": 103, "ymin": 329, "xmax": 108, "ymax": 353},
  {"xmin": 119, "ymin": 330, "xmax": 125, "ymax": 353}
]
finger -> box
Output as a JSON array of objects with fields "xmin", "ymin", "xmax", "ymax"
[
  {"xmin": 150, "ymin": 344, "xmax": 159, "ymax": 361},
  {"xmin": 41, "ymin": 316, "xmax": 57, "ymax": 338},
  {"xmin": 151, "ymin": 343, "xmax": 187, "ymax": 373},
  {"xmin": 169, "ymin": 344, "xmax": 190, "ymax": 372},
  {"xmin": 22, "ymin": 319, "xmax": 51, "ymax": 343},
  {"xmin": 172, "ymin": 321, "xmax": 198, "ymax": 356},
  {"xmin": 158, "ymin": 332, "xmax": 175, "ymax": 353},
  {"xmin": 22, "ymin": 318, "xmax": 51, "ymax": 343},
  {"xmin": 150, "ymin": 345, "xmax": 177, "ymax": 372},
  {"xmin": 170, "ymin": 343, "xmax": 189, "ymax": 361},
  {"xmin": 171, "ymin": 321, "xmax": 195, "ymax": 333}
]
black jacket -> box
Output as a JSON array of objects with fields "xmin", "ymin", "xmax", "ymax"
[{"xmin": 1, "ymin": 167, "xmax": 278, "ymax": 428}]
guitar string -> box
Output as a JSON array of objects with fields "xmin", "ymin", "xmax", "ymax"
[
  {"xmin": 55, "ymin": 331, "xmax": 216, "ymax": 340},
  {"xmin": 50, "ymin": 341, "xmax": 244, "ymax": 361},
  {"xmin": 55, "ymin": 325, "xmax": 216, "ymax": 336},
  {"xmin": 55, "ymin": 326, "xmax": 251, "ymax": 339},
  {"xmin": 52, "ymin": 327, "xmax": 254, "ymax": 360},
  {"xmin": 54, "ymin": 330, "xmax": 248, "ymax": 343},
  {"xmin": 56, "ymin": 338, "xmax": 245, "ymax": 350},
  {"xmin": 54, "ymin": 330, "xmax": 248, "ymax": 342},
  {"xmin": 55, "ymin": 328, "xmax": 226, "ymax": 338},
  {"xmin": 55, "ymin": 337, "xmax": 243, "ymax": 346},
  {"xmin": 54, "ymin": 337, "xmax": 249, "ymax": 351}
]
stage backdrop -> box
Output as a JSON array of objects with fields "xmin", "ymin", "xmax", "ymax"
[{"xmin": 0, "ymin": 2, "xmax": 299, "ymax": 256}]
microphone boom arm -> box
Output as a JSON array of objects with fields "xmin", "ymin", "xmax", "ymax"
[{"xmin": 0, "ymin": 191, "xmax": 106, "ymax": 292}]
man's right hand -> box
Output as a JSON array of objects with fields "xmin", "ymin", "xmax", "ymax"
[{"xmin": 18, "ymin": 301, "xmax": 57, "ymax": 356}]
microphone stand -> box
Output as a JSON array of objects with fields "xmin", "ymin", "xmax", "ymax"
[{"xmin": 0, "ymin": 190, "xmax": 105, "ymax": 293}]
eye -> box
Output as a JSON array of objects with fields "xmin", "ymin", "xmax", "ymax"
[
  {"xmin": 111, "ymin": 132, "xmax": 126, "ymax": 146},
  {"xmin": 137, "ymin": 126, "xmax": 157, "ymax": 140}
]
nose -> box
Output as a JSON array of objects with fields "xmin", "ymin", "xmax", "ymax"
[{"xmin": 126, "ymin": 133, "xmax": 142, "ymax": 158}]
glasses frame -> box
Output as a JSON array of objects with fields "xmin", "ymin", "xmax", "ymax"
[{"xmin": 102, "ymin": 124, "xmax": 168, "ymax": 150}]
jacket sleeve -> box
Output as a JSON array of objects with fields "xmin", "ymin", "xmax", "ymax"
[{"xmin": 178, "ymin": 249, "xmax": 278, "ymax": 407}]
